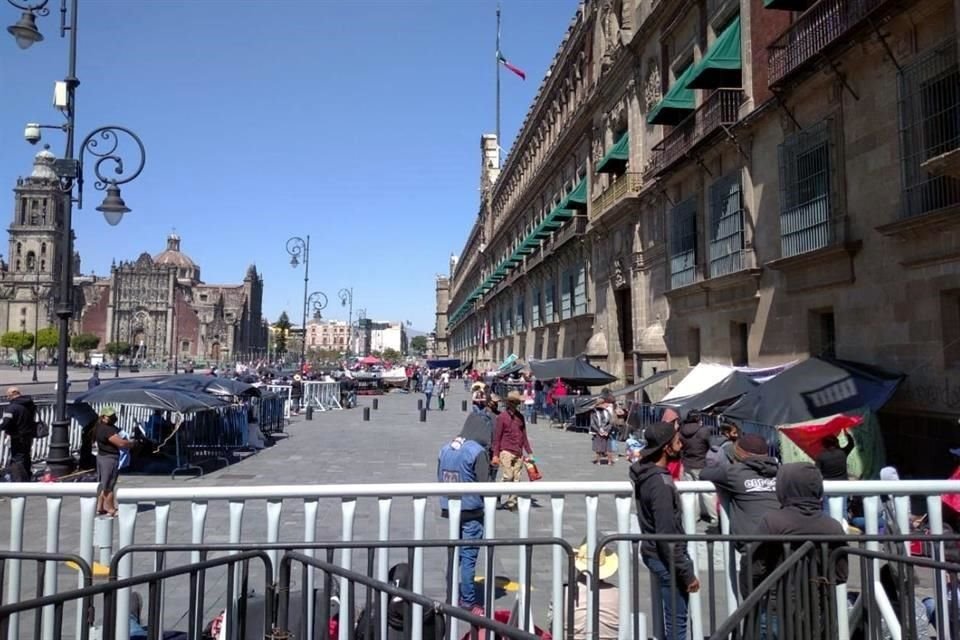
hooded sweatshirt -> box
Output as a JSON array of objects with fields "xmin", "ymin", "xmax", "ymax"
[
  {"xmin": 438, "ymin": 414, "xmax": 492, "ymax": 521},
  {"xmin": 745, "ymin": 463, "xmax": 847, "ymax": 594},
  {"xmin": 630, "ymin": 460, "xmax": 696, "ymax": 588},
  {"xmin": 679, "ymin": 421, "xmax": 712, "ymax": 470},
  {"xmin": 1, "ymin": 394, "xmax": 37, "ymax": 444},
  {"xmin": 700, "ymin": 455, "xmax": 780, "ymax": 549}
]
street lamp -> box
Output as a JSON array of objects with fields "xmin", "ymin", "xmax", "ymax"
[
  {"xmin": 285, "ymin": 235, "xmax": 309, "ymax": 374},
  {"xmin": 30, "ymin": 268, "xmax": 40, "ymax": 382},
  {"xmin": 7, "ymin": 0, "xmax": 147, "ymax": 478},
  {"xmin": 305, "ymin": 291, "xmax": 327, "ymax": 369},
  {"xmin": 338, "ymin": 287, "xmax": 353, "ymax": 356}
]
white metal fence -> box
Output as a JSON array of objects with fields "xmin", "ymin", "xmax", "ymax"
[
  {"xmin": 0, "ymin": 479, "xmax": 957, "ymax": 640},
  {"xmin": 303, "ymin": 381, "xmax": 342, "ymax": 411}
]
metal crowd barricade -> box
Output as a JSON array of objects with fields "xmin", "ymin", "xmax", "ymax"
[
  {"xmin": 265, "ymin": 384, "xmax": 293, "ymax": 419},
  {"xmin": 0, "ymin": 480, "xmax": 959, "ymax": 640},
  {"xmin": 254, "ymin": 392, "xmax": 286, "ymax": 435},
  {"xmin": 303, "ymin": 381, "xmax": 343, "ymax": 411}
]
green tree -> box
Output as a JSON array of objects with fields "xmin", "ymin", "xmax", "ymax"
[
  {"xmin": 1, "ymin": 331, "xmax": 34, "ymax": 366},
  {"xmin": 409, "ymin": 335, "xmax": 428, "ymax": 355},
  {"xmin": 381, "ymin": 348, "xmax": 402, "ymax": 363},
  {"xmin": 70, "ymin": 333, "xmax": 101, "ymax": 361},
  {"xmin": 105, "ymin": 341, "xmax": 132, "ymax": 356},
  {"xmin": 273, "ymin": 311, "xmax": 291, "ymax": 355},
  {"xmin": 35, "ymin": 326, "xmax": 59, "ymax": 357}
]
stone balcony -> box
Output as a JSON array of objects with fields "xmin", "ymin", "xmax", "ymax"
[{"xmin": 590, "ymin": 173, "xmax": 642, "ymax": 221}]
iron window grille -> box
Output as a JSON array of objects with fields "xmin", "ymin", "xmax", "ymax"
[
  {"xmin": 709, "ymin": 172, "xmax": 746, "ymax": 278},
  {"xmin": 545, "ymin": 283, "xmax": 556, "ymax": 322},
  {"xmin": 670, "ymin": 195, "xmax": 700, "ymax": 289},
  {"xmin": 573, "ymin": 265, "xmax": 587, "ymax": 315},
  {"xmin": 516, "ymin": 295, "xmax": 525, "ymax": 330},
  {"xmin": 779, "ymin": 119, "xmax": 835, "ymax": 258},
  {"xmin": 897, "ymin": 38, "xmax": 960, "ymax": 219},
  {"xmin": 560, "ymin": 269, "xmax": 573, "ymax": 318},
  {"xmin": 531, "ymin": 288, "xmax": 542, "ymax": 329}
]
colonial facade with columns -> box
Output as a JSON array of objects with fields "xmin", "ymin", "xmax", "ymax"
[{"xmin": 443, "ymin": 0, "xmax": 960, "ymax": 475}]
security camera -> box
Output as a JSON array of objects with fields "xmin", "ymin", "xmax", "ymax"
[{"xmin": 24, "ymin": 123, "xmax": 41, "ymax": 145}]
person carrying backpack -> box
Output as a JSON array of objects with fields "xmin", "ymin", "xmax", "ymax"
[{"xmin": 1, "ymin": 387, "xmax": 37, "ymax": 482}]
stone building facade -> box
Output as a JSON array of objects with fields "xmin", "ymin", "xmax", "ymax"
[
  {"xmin": 305, "ymin": 319, "xmax": 351, "ymax": 351},
  {"xmin": 443, "ymin": 0, "xmax": 960, "ymax": 474},
  {"xmin": 2, "ymin": 150, "xmax": 268, "ymax": 365}
]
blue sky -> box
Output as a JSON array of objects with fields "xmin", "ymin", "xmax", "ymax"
[{"xmin": 0, "ymin": 0, "xmax": 580, "ymax": 331}]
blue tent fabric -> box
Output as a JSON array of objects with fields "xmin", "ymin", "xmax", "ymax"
[{"xmin": 723, "ymin": 357, "xmax": 905, "ymax": 426}]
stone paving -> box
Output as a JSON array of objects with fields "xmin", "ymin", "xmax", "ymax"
[{"xmin": 3, "ymin": 383, "xmax": 667, "ymax": 636}]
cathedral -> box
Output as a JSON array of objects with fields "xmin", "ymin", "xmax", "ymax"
[{"xmin": 2, "ymin": 148, "xmax": 267, "ymax": 364}]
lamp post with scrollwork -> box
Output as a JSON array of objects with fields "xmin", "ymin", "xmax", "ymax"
[
  {"xmin": 285, "ymin": 235, "xmax": 309, "ymax": 374},
  {"xmin": 338, "ymin": 287, "xmax": 353, "ymax": 356},
  {"xmin": 6, "ymin": 0, "xmax": 147, "ymax": 478},
  {"xmin": 305, "ymin": 291, "xmax": 327, "ymax": 369}
]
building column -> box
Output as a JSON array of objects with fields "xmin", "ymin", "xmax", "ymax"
[{"xmin": 106, "ymin": 276, "xmax": 116, "ymax": 344}]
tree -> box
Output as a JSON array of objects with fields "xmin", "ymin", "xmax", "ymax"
[
  {"xmin": 273, "ymin": 311, "xmax": 291, "ymax": 356},
  {"xmin": 70, "ymin": 333, "xmax": 100, "ymax": 361},
  {"xmin": 1, "ymin": 331, "xmax": 34, "ymax": 366},
  {"xmin": 105, "ymin": 341, "xmax": 132, "ymax": 357},
  {"xmin": 381, "ymin": 348, "xmax": 402, "ymax": 363},
  {"xmin": 410, "ymin": 335, "xmax": 428, "ymax": 355},
  {"xmin": 35, "ymin": 326, "xmax": 58, "ymax": 358}
]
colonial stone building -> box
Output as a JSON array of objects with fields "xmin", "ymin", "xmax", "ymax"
[
  {"xmin": 3, "ymin": 149, "xmax": 268, "ymax": 364},
  {"xmin": 443, "ymin": 0, "xmax": 960, "ymax": 474}
]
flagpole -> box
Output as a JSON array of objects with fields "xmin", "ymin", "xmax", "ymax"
[{"xmin": 496, "ymin": 0, "xmax": 502, "ymax": 168}]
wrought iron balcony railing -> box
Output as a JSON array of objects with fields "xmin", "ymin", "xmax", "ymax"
[
  {"xmin": 591, "ymin": 173, "xmax": 642, "ymax": 220},
  {"xmin": 645, "ymin": 89, "xmax": 744, "ymax": 180},
  {"xmin": 767, "ymin": 0, "xmax": 893, "ymax": 86}
]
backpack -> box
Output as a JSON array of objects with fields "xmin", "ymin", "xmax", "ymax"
[{"xmin": 33, "ymin": 419, "xmax": 49, "ymax": 439}]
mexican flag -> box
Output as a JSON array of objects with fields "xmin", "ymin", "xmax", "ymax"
[
  {"xmin": 498, "ymin": 52, "xmax": 526, "ymax": 80},
  {"xmin": 778, "ymin": 411, "xmax": 886, "ymax": 480}
]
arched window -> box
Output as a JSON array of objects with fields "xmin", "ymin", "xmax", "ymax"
[
  {"xmin": 40, "ymin": 259, "xmax": 46, "ymax": 272},
  {"xmin": 16, "ymin": 243, "xmax": 22, "ymax": 256},
  {"xmin": 26, "ymin": 252, "xmax": 36, "ymax": 272},
  {"xmin": 19, "ymin": 200, "xmax": 26, "ymax": 225},
  {"xmin": 40, "ymin": 243, "xmax": 46, "ymax": 256},
  {"xmin": 30, "ymin": 200, "xmax": 40, "ymax": 225},
  {"xmin": 20, "ymin": 307, "xmax": 26, "ymax": 316},
  {"xmin": 15, "ymin": 260, "xmax": 21, "ymax": 272}
]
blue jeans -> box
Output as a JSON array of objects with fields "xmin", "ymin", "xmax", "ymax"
[
  {"xmin": 425, "ymin": 393, "xmax": 432, "ymax": 410},
  {"xmin": 644, "ymin": 555, "xmax": 689, "ymax": 640},
  {"xmin": 458, "ymin": 519, "xmax": 484, "ymax": 606}
]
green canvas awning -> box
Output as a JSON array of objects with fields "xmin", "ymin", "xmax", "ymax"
[
  {"xmin": 647, "ymin": 64, "xmax": 697, "ymax": 126},
  {"xmin": 595, "ymin": 134, "xmax": 629, "ymax": 174},
  {"xmin": 687, "ymin": 16, "xmax": 742, "ymax": 89},
  {"xmin": 559, "ymin": 179, "xmax": 589, "ymax": 209},
  {"xmin": 522, "ymin": 235, "xmax": 540, "ymax": 248},
  {"xmin": 764, "ymin": 0, "xmax": 814, "ymax": 9}
]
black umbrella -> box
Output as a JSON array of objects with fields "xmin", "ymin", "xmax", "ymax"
[
  {"xmin": 528, "ymin": 357, "xmax": 618, "ymax": 387},
  {"xmin": 74, "ymin": 384, "xmax": 228, "ymax": 413}
]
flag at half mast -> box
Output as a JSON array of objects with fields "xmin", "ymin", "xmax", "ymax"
[{"xmin": 498, "ymin": 51, "xmax": 526, "ymax": 80}]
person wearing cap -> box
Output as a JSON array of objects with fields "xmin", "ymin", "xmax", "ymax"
[
  {"xmin": 700, "ymin": 433, "xmax": 780, "ymax": 593},
  {"xmin": 630, "ymin": 421, "xmax": 698, "ymax": 640},
  {"xmin": 1, "ymin": 387, "xmax": 37, "ymax": 482},
  {"xmin": 437, "ymin": 414, "xmax": 493, "ymax": 616},
  {"xmin": 492, "ymin": 390, "xmax": 533, "ymax": 512},
  {"xmin": 95, "ymin": 406, "xmax": 134, "ymax": 517}
]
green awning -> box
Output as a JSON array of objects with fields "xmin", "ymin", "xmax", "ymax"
[
  {"xmin": 522, "ymin": 235, "xmax": 540, "ymax": 248},
  {"xmin": 595, "ymin": 134, "xmax": 629, "ymax": 174},
  {"xmin": 764, "ymin": 0, "xmax": 814, "ymax": 9},
  {"xmin": 647, "ymin": 64, "xmax": 697, "ymax": 126},
  {"xmin": 686, "ymin": 16, "xmax": 742, "ymax": 89},
  {"xmin": 558, "ymin": 179, "xmax": 589, "ymax": 209}
]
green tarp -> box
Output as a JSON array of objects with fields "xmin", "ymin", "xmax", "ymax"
[
  {"xmin": 647, "ymin": 64, "xmax": 697, "ymax": 126},
  {"xmin": 595, "ymin": 134, "xmax": 629, "ymax": 173},
  {"xmin": 559, "ymin": 179, "xmax": 589, "ymax": 208},
  {"xmin": 687, "ymin": 16, "xmax": 742, "ymax": 89}
]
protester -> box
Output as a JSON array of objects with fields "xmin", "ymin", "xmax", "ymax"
[
  {"xmin": 679, "ymin": 414, "xmax": 717, "ymax": 526},
  {"xmin": 590, "ymin": 398, "xmax": 615, "ymax": 465},
  {"xmin": 492, "ymin": 391, "xmax": 533, "ymax": 512},
  {"xmin": 700, "ymin": 433, "xmax": 780, "ymax": 589},
  {"xmin": 95, "ymin": 406, "xmax": 134, "ymax": 517},
  {"xmin": 708, "ymin": 421, "xmax": 740, "ymax": 467},
  {"xmin": 566, "ymin": 543, "xmax": 620, "ymax": 639},
  {"xmin": 1, "ymin": 387, "xmax": 37, "ymax": 482},
  {"xmin": 437, "ymin": 382, "xmax": 447, "ymax": 411},
  {"xmin": 630, "ymin": 421, "xmax": 699, "ymax": 640},
  {"xmin": 290, "ymin": 374, "xmax": 304, "ymax": 415},
  {"xmin": 87, "ymin": 366, "xmax": 101, "ymax": 390},
  {"xmin": 438, "ymin": 414, "xmax": 492, "ymax": 615},
  {"xmin": 815, "ymin": 430, "xmax": 855, "ymax": 516},
  {"xmin": 471, "ymin": 382, "xmax": 486, "ymax": 413},
  {"xmin": 424, "ymin": 376, "xmax": 435, "ymax": 410}
]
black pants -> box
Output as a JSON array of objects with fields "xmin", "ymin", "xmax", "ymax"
[{"xmin": 9, "ymin": 440, "xmax": 33, "ymax": 482}]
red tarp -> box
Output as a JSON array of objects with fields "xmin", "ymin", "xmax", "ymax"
[
  {"xmin": 358, "ymin": 356, "xmax": 381, "ymax": 365},
  {"xmin": 779, "ymin": 414, "xmax": 863, "ymax": 459}
]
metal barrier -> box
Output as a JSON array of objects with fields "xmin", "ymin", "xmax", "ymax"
[
  {"xmin": 0, "ymin": 480, "xmax": 958, "ymax": 640},
  {"xmin": 254, "ymin": 393, "xmax": 286, "ymax": 435},
  {"xmin": 265, "ymin": 384, "xmax": 293, "ymax": 418},
  {"xmin": 303, "ymin": 381, "xmax": 343, "ymax": 412},
  {"xmin": 0, "ymin": 551, "xmax": 93, "ymax": 640}
]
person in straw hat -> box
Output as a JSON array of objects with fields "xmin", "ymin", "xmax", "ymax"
[
  {"xmin": 94, "ymin": 406, "xmax": 134, "ymax": 517},
  {"xmin": 565, "ymin": 542, "xmax": 621, "ymax": 639},
  {"xmin": 492, "ymin": 390, "xmax": 533, "ymax": 512}
]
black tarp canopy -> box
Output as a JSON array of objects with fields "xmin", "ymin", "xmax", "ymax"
[
  {"xmin": 426, "ymin": 358, "xmax": 461, "ymax": 370},
  {"xmin": 74, "ymin": 382, "xmax": 230, "ymax": 413},
  {"xmin": 495, "ymin": 362, "xmax": 525, "ymax": 378},
  {"xmin": 661, "ymin": 370, "xmax": 759, "ymax": 419},
  {"xmin": 723, "ymin": 357, "xmax": 905, "ymax": 426},
  {"xmin": 572, "ymin": 370, "xmax": 677, "ymax": 415},
  {"xmin": 528, "ymin": 357, "xmax": 617, "ymax": 387},
  {"xmin": 157, "ymin": 373, "xmax": 261, "ymax": 398}
]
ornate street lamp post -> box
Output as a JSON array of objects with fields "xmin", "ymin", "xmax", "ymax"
[
  {"xmin": 305, "ymin": 291, "xmax": 327, "ymax": 369},
  {"xmin": 285, "ymin": 235, "xmax": 309, "ymax": 374},
  {"xmin": 30, "ymin": 268, "xmax": 40, "ymax": 382},
  {"xmin": 338, "ymin": 287, "xmax": 353, "ymax": 356},
  {"xmin": 7, "ymin": 0, "xmax": 147, "ymax": 478}
]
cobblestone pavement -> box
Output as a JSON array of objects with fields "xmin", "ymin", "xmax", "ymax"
[{"xmin": 4, "ymin": 383, "xmax": 661, "ymax": 636}]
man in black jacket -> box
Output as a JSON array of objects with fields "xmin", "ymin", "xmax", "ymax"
[
  {"xmin": 631, "ymin": 421, "xmax": 699, "ymax": 640},
  {"xmin": 679, "ymin": 414, "xmax": 717, "ymax": 526},
  {"xmin": 1, "ymin": 387, "xmax": 37, "ymax": 481}
]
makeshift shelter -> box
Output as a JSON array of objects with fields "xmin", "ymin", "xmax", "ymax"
[
  {"xmin": 157, "ymin": 374, "xmax": 261, "ymax": 398},
  {"xmin": 495, "ymin": 362, "xmax": 525, "ymax": 378},
  {"xmin": 528, "ymin": 357, "xmax": 617, "ymax": 387},
  {"xmin": 426, "ymin": 358, "xmax": 461, "ymax": 370},
  {"xmin": 358, "ymin": 356, "xmax": 382, "ymax": 366},
  {"xmin": 661, "ymin": 361, "xmax": 793, "ymax": 403},
  {"xmin": 723, "ymin": 357, "xmax": 905, "ymax": 426},
  {"xmin": 74, "ymin": 384, "xmax": 229, "ymax": 413},
  {"xmin": 660, "ymin": 369, "xmax": 759, "ymax": 419}
]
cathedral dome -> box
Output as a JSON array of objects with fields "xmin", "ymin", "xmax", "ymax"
[{"xmin": 154, "ymin": 234, "xmax": 200, "ymax": 282}]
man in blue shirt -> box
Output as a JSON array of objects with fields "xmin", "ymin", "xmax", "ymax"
[
  {"xmin": 438, "ymin": 414, "xmax": 492, "ymax": 615},
  {"xmin": 424, "ymin": 377, "xmax": 435, "ymax": 410}
]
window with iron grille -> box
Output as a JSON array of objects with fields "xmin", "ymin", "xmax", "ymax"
[
  {"xmin": 516, "ymin": 295, "xmax": 525, "ymax": 330},
  {"xmin": 573, "ymin": 265, "xmax": 587, "ymax": 314},
  {"xmin": 504, "ymin": 299, "xmax": 513, "ymax": 334},
  {"xmin": 493, "ymin": 310, "xmax": 501, "ymax": 338},
  {"xmin": 545, "ymin": 282, "xmax": 556, "ymax": 322},
  {"xmin": 670, "ymin": 196, "xmax": 699, "ymax": 289},
  {"xmin": 531, "ymin": 288, "xmax": 541, "ymax": 328},
  {"xmin": 778, "ymin": 119, "xmax": 833, "ymax": 258},
  {"xmin": 898, "ymin": 39, "xmax": 960, "ymax": 219},
  {"xmin": 560, "ymin": 268, "xmax": 573, "ymax": 318},
  {"xmin": 709, "ymin": 173, "xmax": 745, "ymax": 278}
]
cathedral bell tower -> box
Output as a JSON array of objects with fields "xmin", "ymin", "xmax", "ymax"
[{"xmin": 5, "ymin": 147, "xmax": 65, "ymax": 333}]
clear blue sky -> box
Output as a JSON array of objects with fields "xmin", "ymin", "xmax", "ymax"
[{"xmin": 0, "ymin": 0, "xmax": 580, "ymax": 331}]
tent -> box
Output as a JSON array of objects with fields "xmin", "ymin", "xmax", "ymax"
[
  {"xmin": 158, "ymin": 374, "xmax": 261, "ymax": 398},
  {"xmin": 609, "ymin": 370, "xmax": 676, "ymax": 399},
  {"xmin": 358, "ymin": 355, "xmax": 382, "ymax": 366},
  {"xmin": 528, "ymin": 357, "xmax": 617, "ymax": 387},
  {"xmin": 495, "ymin": 362, "xmax": 525, "ymax": 378},
  {"xmin": 74, "ymin": 383, "xmax": 229, "ymax": 413},
  {"xmin": 661, "ymin": 361, "xmax": 794, "ymax": 403},
  {"xmin": 660, "ymin": 370, "xmax": 759, "ymax": 419},
  {"xmin": 426, "ymin": 358, "xmax": 461, "ymax": 370},
  {"xmin": 723, "ymin": 357, "xmax": 905, "ymax": 426}
]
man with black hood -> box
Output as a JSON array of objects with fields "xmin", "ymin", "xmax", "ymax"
[
  {"xmin": 631, "ymin": 421, "xmax": 699, "ymax": 640},
  {"xmin": 438, "ymin": 414, "xmax": 492, "ymax": 616},
  {"xmin": 700, "ymin": 433, "xmax": 779, "ymax": 596},
  {"xmin": 679, "ymin": 414, "xmax": 717, "ymax": 526},
  {"xmin": 747, "ymin": 462, "xmax": 847, "ymax": 596},
  {"xmin": 1, "ymin": 387, "xmax": 37, "ymax": 481}
]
